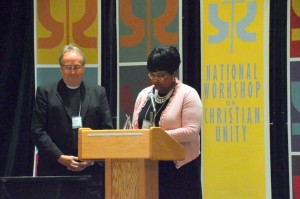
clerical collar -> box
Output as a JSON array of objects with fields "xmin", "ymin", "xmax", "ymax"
[{"xmin": 66, "ymin": 85, "xmax": 80, "ymax": 89}]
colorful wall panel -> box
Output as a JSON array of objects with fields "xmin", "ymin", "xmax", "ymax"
[
  {"xmin": 117, "ymin": 0, "xmax": 182, "ymax": 128},
  {"xmin": 34, "ymin": 0, "xmax": 101, "ymax": 87},
  {"xmin": 288, "ymin": 0, "xmax": 300, "ymax": 198},
  {"xmin": 201, "ymin": 1, "xmax": 271, "ymax": 198}
]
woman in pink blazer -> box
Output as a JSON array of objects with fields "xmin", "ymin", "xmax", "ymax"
[{"xmin": 132, "ymin": 45, "xmax": 203, "ymax": 199}]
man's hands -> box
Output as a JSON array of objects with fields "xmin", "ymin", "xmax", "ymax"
[{"xmin": 58, "ymin": 155, "xmax": 94, "ymax": 172}]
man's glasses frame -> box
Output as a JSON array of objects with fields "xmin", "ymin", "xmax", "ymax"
[{"xmin": 61, "ymin": 65, "xmax": 84, "ymax": 71}]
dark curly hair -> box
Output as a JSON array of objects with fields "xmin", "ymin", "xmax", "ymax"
[{"xmin": 147, "ymin": 45, "xmax": 181, "ymax": 74}]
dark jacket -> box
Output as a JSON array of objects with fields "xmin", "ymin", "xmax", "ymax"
[{"xmin": 31, "ymin": 79, "xmax": 113, "ymax": 176}]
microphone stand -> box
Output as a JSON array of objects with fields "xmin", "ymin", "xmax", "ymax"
[
  {"xmin": 149, "ymin": 110, "xmax": 156, "ymax": 127},
  {"xmin": 148, "ymin": 91, "xmax": 157, "ymax": 128}
]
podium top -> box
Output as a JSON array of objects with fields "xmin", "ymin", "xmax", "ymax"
[{"xmin": 78, "ymin": 127, "xmax": 185, "ymax": 161}]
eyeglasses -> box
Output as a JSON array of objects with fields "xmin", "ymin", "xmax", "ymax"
[
  {"xmin": 148, "ymin": 73, "xmax": 169, "ymax": 81},
  {"xmin": 61, "ymin": 65, "xmax": 83, "ymax": 71}
]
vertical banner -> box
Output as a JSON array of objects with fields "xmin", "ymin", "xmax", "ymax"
[
  {"xmin": 201, "ymin": 1, "xmax": 271, "ymax": 198},
  {"xmin": 288, "ymin": 0, "xmax": 300, "ymax": 198},
  {"xmin": 117, "ymin": 0, "xmax": 182, "ymax": 128},
  {"xmin": 33, "ymin": 0, "xmax": 101, "ymax": 175}
]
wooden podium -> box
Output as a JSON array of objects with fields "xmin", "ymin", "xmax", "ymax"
[{"xmin": 78, "ymin": 127, "xmax": 184, "ymax": 199}]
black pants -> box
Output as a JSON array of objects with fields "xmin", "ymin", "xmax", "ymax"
[{"xmin": 159, "ymin": 155, "xmax": 202, "ymax": 199}]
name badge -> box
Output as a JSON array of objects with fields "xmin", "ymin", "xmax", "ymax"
[{"xmin": 72, "ymin": 116, "xmax": 82, "ymax": 129}]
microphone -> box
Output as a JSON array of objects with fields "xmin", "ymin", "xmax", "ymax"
[{"xmin": 148, "ymin": 92, "xmax": 157, "ymax": 113}]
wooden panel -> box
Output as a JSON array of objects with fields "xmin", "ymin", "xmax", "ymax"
[
  {"xmin": 150, "ymin": 127, "xmax": 185, "ymax": 160},
  {"xmin": 78, "ymin": 129, "xmax": 150, "ymax": 160},
  {"xmin": 111, "ymin": 160, "xmax": 140, "ymax": 199},
  {"xmin": 105, "ymin": 159, "xmax": 158, "ymax": 199}
]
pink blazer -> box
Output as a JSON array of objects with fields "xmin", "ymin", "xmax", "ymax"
[{"xmin": 132, "ymin": 79, "xmax": 202, "ymax": 168}]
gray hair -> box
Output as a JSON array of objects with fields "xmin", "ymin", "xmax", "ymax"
[{"xmin": 58, "ymin": 44, "xmax": 86, "ymax": 66}]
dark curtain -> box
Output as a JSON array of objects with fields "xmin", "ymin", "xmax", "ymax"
[
  {"xmin": 0, "ymin": 1, "xmax": 290, "ymax": 198},
  {"xmin": 182, "ymin": 1, "xmax": 201, "ymax": 92},
  {"xmin": 0, "ymin": 1, "xmax": 35, "ymax": 176},
  {"xmin": 269, "ymin": 1, "xmax": 289, "ymax": 199},
  {"xmin": 101, "ymin": 0, "xmax": 117, "ymax": 128}
]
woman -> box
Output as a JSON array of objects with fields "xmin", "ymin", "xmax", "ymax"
[{"xmin": 132, "ymin": 45, "xmax": 203, "ymax": 199}]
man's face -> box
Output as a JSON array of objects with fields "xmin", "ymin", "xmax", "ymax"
[{"xmin": 60, "ymin": 51, "xmax": 85, "ymax": 87}]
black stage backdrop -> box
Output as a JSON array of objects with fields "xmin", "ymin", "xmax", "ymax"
[
  {"xmin": 269, "ymin": 1, "xmax": 289, "ymax": 198},
  {"xmin": 0, "ymin": 1, "xmax": 35, "ymax": 176},
  {"xmin": 0, "ymin": 1, "xmax": 289, "ymax": 198}
]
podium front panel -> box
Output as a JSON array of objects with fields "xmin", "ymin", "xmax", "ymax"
[{"xmin": 79, "ymin": 129, "xmax": 151, "ymax": 160}]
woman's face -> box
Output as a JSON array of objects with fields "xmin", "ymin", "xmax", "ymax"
[{"xmin": 148, "ymin": 71, "xmax": 175, "ymax": 94}]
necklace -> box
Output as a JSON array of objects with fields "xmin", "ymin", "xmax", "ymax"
[{"xmin": 155, "ymin": 88, "xmax": 174, "ymax": 104}]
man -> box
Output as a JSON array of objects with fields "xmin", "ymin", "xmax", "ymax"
[{"xmin": 31, "ymin": 44, "xmax": 113, "ymax": 199}]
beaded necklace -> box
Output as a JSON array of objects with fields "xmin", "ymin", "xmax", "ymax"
[{"xmin": 155, "ymin": 88, "xmax": 174, "ymax": 104}]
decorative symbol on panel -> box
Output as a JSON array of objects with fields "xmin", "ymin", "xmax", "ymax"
[
  {"xmin": 72, "ymin": 0, "xmax": 97, "ymax": 48},
  {"xmin": 208, "ymin": 0, "xmax": 257, "ymax": 54},
  {"xmin": 120, "ymin": 0, "xmax": 178, "ymax": 53},
  {"xmin": 120, "ymin": 85, "xmax": 135, "ymax": 117},
  {"xmin": 37, "ymin": 0, "xmax": 64, "ymax": 48},
  {"xmin": 120, "ymin": 80, "xmax": 151, "ymax": 127},
  {"xmin": 292, "ymin": 0, "xmax": 300, "ymax": 42},
  {"xmin": 291, "ymin": 82, "xmax": 300, "ymax": 136},
  {"xmin": 38, "ymin": 0, "xmax": 97, "ymax": 49},
  {"xmin": 152, "ymin": 0, "xmax": 178, "ymax": 45},
  {"xmin": 290, "ymin": 0, "xmax": 300, "ymax": 58}
]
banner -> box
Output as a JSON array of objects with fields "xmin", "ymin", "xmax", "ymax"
[
  {"xmin": 201, "ymin": 1, "xmax": 271, "ymax": 198},
  {"xmin": 288, "ymin": 0, "xmax": 300, "ymax": 198}
]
